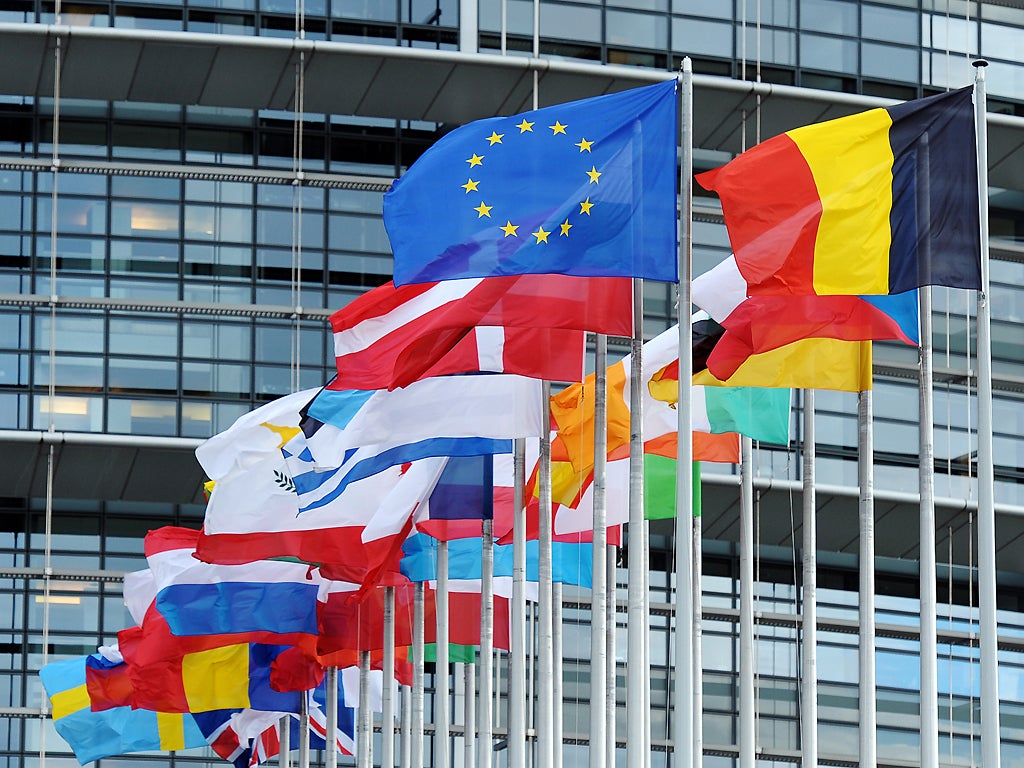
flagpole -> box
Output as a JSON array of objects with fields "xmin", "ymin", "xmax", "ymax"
[
  {"xmin": 412, "ymin": 582, "xmax": 426, "ymax": 768},
  {"xmin": 691, "ymin": 509, "xmax": 702, "ymax": 768},
  {"xmin": 299, "ymin": 689, "xmax": 311, "ymax": 768},
  {"xmin": 590, "ymin": 333, "xmax": 609, "ymax": 768},
  {"xmin": 538, "ymin": 386, "xmax": 556, "ymax": 768},
  {"xmin": 509, "ymin": 438, "xmax": 528, "ymax": 768},
  {"xmin": 401, "ymin": 684, "xmax": 412, "ymax": 768},
  {"xmin": 643, "ymin": 517, "xmax": 652, "ymax": 768},
  {"xmin": 739, "ymin": 437, "xmax": 755, "ymax": 768},
  {"xmin": 280, "ymin": 714, "xmax": 291, "ymax": 768},
  {"xmin": 606, "ymin": 542, "xmax": 618, "ymax": 767},
  {"xmin": 973, "ymin": 58, "xmax": 1001, "ymax": 768},
  {"xmin": 858, "ymin": 391, "xmax": 877, "ymax": 768},
  {"xmin": 479, "ymin": 516, "xmax": 495, "ymax": 768},
  {"xmin": 465, "ymin": 662, "xmax": 477, "ymax": 768},
  {"xmin": 553, "ymin": 579, "xmax": 564, "ymax": 768},
  {"xmin": 358, "ymin": 652, "xmax": 372, "ymax": 768},
  {"xmin": 436, "ymin": 540, "xmax": 451, "ymax": 768},
  {"xmin": 383, "ymin": 586, "xmax": 397, "ymax": 768},
  {"xmin": 800, "ymin": 391, "xmax": 817, "ymax": 767},
  {"xmin": 919, "ymin": 282, "xmax": 939, "ymax": 767},
  {"xmin": 326, "ymin": 665, "xmax": 339, "ymax": 768},
  {"xmin": 627, "ymin": 273, "xmax": 647, "ymax": 768},
  {"xmin": 673, "ymin": 57, "xmax": 695, "ymax": 768}
]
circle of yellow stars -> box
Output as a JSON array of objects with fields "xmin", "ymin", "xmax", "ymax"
[{"xmin": 458, "ymin": 116, "xmax": 602, "ymax": 244}]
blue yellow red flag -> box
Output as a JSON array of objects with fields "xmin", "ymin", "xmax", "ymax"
[{"xmin": 386, "ymin": 79, "xmax": 678, "ymax": 285}]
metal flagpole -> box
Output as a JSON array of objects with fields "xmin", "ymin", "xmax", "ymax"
[
  {"xmin": 437, "ymin": 540, "xmax": 451, "ymax": 768},
  {"xmin": 626, "ymin": 275, "xmax": 647, "ymax": 768},
  {"xmin": 858, "ymin": 391, "xmax": 877, "ymax": 768},
  {"xmin": 590, "ymin": 334, "xmax": 609, "ymax": 768},
  {"xmin": 920, "ymin": 283, "xmax": 939, "ymax": 767},
  {"xmin": 800, "ymin": 391, "xmax": 817, "ymax": 767},
  {"xmin": 606, "ymin": 544, "xmax": 618, "ymax": 767},
  {"xmin": 643, "ymin": 518, "xmax": 652, "ymax": 768},
  {"xmin": 401, "ymin": 685, "xmax": 412, "ymax": 768},
  {"xmin": 358, "ymin": 652, "xmax": 372, "ymax": 768},
  {"xmin": 553, "ymin": 580, "xmax": 564, "ymax": 768},
  {"xmin": 691, "ymin": 508, "xmax": 702, "ymax": 768},
  {"xmin": 509, "ymin": 438, "xmax": 528, "ymax": 768},
  {"xmin": 539, "ymin": 388, "xmax": 555, "ymax": 768},
  {"xmin": 279, "ymin": 715, "xmax": 291, "ymax": 768},
  {"xmin": 465, "ymin": 662, "xmax": 477, "ymax": 768},
  {"xmin": 973, "ymin": 58, "xmax": 1001, "ymax": 768},
  {"xmin": 673, "ymin": 58, "xmax": 695, "ymax": 768},
  {"xmin": 412, "ymin": 583, "xmax": 426, "ymax": 768},
  {"xmin": 383, "ymin": 587, "xmax": 397, "ymax": 768},
  {"xmin": 739, "ymin": 437, "xmax": 755, "ymax": 768},
  {"xmin": 299, "ymin": 688, "xmax": 311, "ymax": 768},
  {"xmin": 326, "ymin": 666, "xmax": 339, "ymax": 768},
  {"xmin": 480, "ymin": 516, "xmax": 495, "ymax": 768}
]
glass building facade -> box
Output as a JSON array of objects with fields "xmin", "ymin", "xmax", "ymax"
[{"xmin": 0, "ymin": 0, "xmax": 1023, "ymax": 766}]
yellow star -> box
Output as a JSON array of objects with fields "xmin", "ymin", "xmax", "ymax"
[
  {"xmin": 474, "ymin": 201, "xmax": 493, "ymax": 218},
  {"xmin": 586, "ymin": 166, "xmax": 601, "ymax": 184},
  {"xmin": 516, "ymin": 119, "xmax": 535, "ymax": 133},
  {"xmin": 575, "ymin": 138, "xmax": 593, "ymax": 152},
  {"xmin": 486, "ymin": 131, "xmax": 504, "ymax": 145},
  {"xmin": 500, "ymin": 221, "xmax": 519, "ymax": 237},
  {"xmin": 559, "ymin": 219, "xmax": 572, "ymax": 236},
  {"xmin": 461, "ymin": 178, "xmax": 480, "ymax": 193},
  {"xmin": 579, "ymin": 197, "xmax": 594, "ymax": 215},
  {"xmin": 467, "ymin": 153, "xmax": 485, "ymax": 167},
  {"xmin": 549, "ymin": 121, "xmax": 567, "ymax": 135},
  {"xmin": 532, "ymin": 226, "xmax": 551, "ymax": 244}
]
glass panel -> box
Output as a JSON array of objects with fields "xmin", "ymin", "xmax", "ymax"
[
  {"xmin": 182, "ymin": 320, "xmax": 252, "ymax": 361},
  {"xmin": 605, "ymin": 9, "xmax": 666, "ymax": 48},
  {"xmin": 737, "ymin": 26, "xmax": 795, "ymax": 65},
  {"xmin": 108, "ymin": 357, "xmax": 178, "ymax": 393},
  {"xmin": 800, "ymin": 32, "xmax": 858, "ymax": 73},
  {"xmin": 36, "ymin": 197, "xmax": 107, "ymax": 235},
  {"xmin": 862, "ymin": 3, "xmax": 918, "ymax": 44},
  {"xmin": 184, "ymin": 204, "xmax": 253, "ymax": 243},
  {"xmin": 108, "ymin": 317, "xmax": 179, "ymax": 357},
  {"xmin": 110, "ymin": 201, "xmax": 180, "ymax": 239},
  {"xmin": 799, "ymin": 0, "xmax": 857, "ymax": 35},
  {"xmin": 861, "ymin": 42, "xmax": 919, "ymax": 82},
  {"xmin": 33, "ymin": 315, "xmax": 105, "ymax": 353},
  {"xmin": 107, "ymin": 398, "xmax": 178, "ymax": 435},
  {"xmin": 32, "ymin": 395, "xmax": 104, "ymax": 432},
  {"xmin": 672, "ymin": 17, "xmax": 732, "ymax": 56}
]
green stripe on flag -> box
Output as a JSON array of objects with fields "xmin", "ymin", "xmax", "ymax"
[
  {"xmin": 419, "ymin": 643, "xmax": 477, "ymax": 664},
  {"xmin": 644, "ymin": 456, "xmax": 701, "ymax": 520}
]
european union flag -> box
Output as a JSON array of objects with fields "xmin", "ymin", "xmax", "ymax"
[{"xmin": 386, "ymin": 79, "xmax": 678, "ymax": 285}]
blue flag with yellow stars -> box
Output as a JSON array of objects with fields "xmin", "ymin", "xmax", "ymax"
[{"xmin": 386, "ymin": 79, "xmax": 678, "ymax": 285}]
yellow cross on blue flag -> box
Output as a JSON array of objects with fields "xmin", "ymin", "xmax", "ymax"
[{"xmin": 386, "ymin": 79, "xmax": 678, "ymax": 285}]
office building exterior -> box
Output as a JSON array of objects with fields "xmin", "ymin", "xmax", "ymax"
[{"xmin": 0, "ymin": 0, "xmax": 1023, "ymax": 765}]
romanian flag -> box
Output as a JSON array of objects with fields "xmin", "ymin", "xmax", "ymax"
[{"xmin": 697, "ymin": 86, "xmax": 980, "ymax": 296}]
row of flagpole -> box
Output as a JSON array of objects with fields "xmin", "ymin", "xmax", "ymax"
[{"xmin": 274, "ymin": 58, "xmax": 999, "ymax": 768}]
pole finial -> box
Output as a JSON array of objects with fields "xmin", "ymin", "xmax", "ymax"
[{"xmin": 972, "ymin": 59, "xmax": 989, "ymax": 68}]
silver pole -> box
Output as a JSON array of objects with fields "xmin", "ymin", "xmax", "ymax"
[
  {"xmin": 401, "ymin": 685, "xmax": 412, "ymax": 768},
  {"xmin": 692, "ymin": 513, "xmax": 702, "ymax": 768},
  {"xmin": 739, "ymin": 437, "xmax": 755, "ymax": 768},
  {"xmin": 801, "ymin": 391, "xmax": 817, "ymax": 767},
  {"xmin": 299, "ymin": 688, "xmax": 311, "ymax": 768},
  {"xmin": 606, "ymin": 545, "xmax": 618, "ymax": 767},
  {"xmin": 358, "ymin": 653, "xmax": 372, "ymax": 768},
  {"xmin": 413, "ymin": 583, "xmax": 426, "ymax": 768},
  {"xmin": 279, "ymin": 715, "xmax": 291, "ymax": 768},
  {"xmin": 437, "ymin": 541, "xmax": 451, "ymax": 768},
  {"xmin": 973, "ymin": 59, "xmax": 1001, "ymax": 768},
  {"xmin": 590, "ymin": 334, "xmax": 609, "ymax": 768},
  {"xmin": 326, "ymin": 666, "xmax": 339, "ymax": 768},
  {"xmin": 458, "ymin": 0, "xmax": 477, "ymax": 53},
  {"xmin": 858, "ymin": 392, "xmax": 877, "ymax": 768},
  {"xmin": 383, "ymin": 587, "xmax": 397, "ymax": 768},
  {"xmin": 538, "ymin": 389, "xmax": 555, "ymax": 768},
  {"xmin": 465, "ymin": 663, "xmax": 477, "ymax": 768},
  {"xmin": 510, "ymin": 438, "xmax": 528, "ymax": 768},
  {"xmin": 480, "ymin": 517, "xmax": 495, "ymax": 768},
  {"xmin": 920, "ymin": 283, "xmax": 939, "ymax": 768},
  {"xmin": 626, "ymin": 276, "xmax": 647, "ymax": 768},
  {"xmin": 644, "ymin": 518, "xmax": 652, "ymax": 768},
  {"xmin": 673, "ymin": 58, "xmax": 695, "ymax": 768},
  {"xmin": 553, "ymin": 580, "xmax": 564, "ymax": 768}
]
